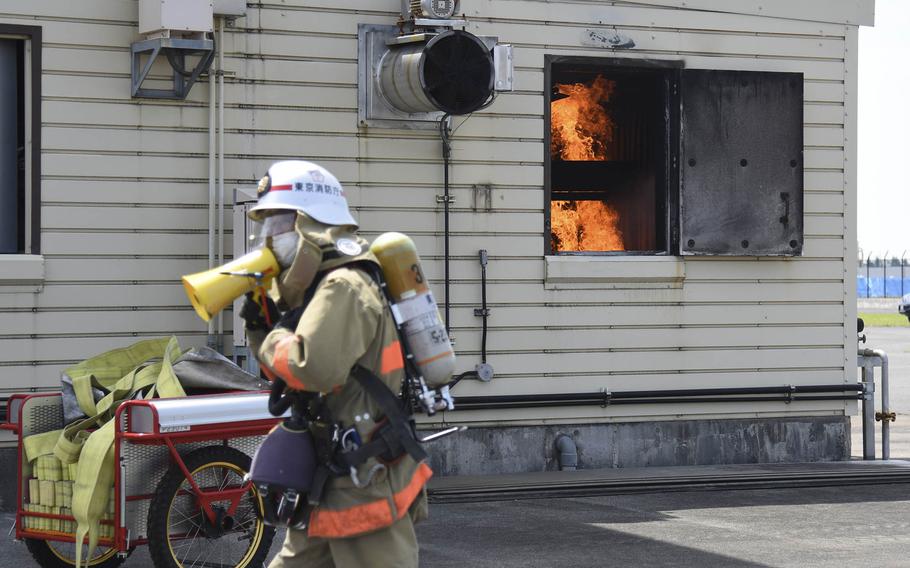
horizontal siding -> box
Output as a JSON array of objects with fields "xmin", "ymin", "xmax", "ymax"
[{"xmin": 0, "ymin": 1, "xmax": 854, "ymax": 423}]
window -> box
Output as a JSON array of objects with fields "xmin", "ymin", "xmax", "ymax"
[
  {"xmin": 0, "ymin": 25, "xmax": 40, "ymax": 255},
  {"xmin": 545, "ymin": 56, "xmax": 803, "ymax": 257}
]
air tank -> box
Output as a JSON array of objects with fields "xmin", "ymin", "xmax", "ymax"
[{"xmin": 370, "ymin": 232, "xmax": 455, "ymax": 386}]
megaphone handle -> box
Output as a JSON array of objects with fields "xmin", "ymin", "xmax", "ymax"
[{"xmin": 254, "ymin": 286, "xmax": 274, "ymax": 327}]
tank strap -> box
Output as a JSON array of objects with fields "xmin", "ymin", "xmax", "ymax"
[{"xmin": 348, "ymin": 365, "xmax": 428, "ymax": 464}]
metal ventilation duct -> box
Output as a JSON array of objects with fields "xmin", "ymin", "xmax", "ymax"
[{"xmin": 378, "ymin": 30, "xmax": 494, "ymax": 116}]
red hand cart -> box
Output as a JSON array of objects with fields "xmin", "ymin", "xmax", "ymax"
[{"xmin": 4, "ymin": 391, "xmax": 284, "ymax": 568}]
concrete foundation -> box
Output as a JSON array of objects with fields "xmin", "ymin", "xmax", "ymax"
[
  {"xmin": 0, "ymin": 417, "xmax": 851, "ymax": 510},
  {"xmin": 427, "ymin": 416, "xmax": 851, "ymax": 476}
]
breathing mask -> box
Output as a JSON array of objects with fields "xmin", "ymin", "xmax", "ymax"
[{"xmin": 253, "ymin": 212, "xmax": 300, "ymax": 269}]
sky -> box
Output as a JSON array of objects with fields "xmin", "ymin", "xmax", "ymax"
[{"xmin": 857, "ymin": 0, "xmax": 910, "ymax": 258}]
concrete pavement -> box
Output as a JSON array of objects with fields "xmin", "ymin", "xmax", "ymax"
[{"xmin": 419, "ymin": 483, "xmax": 910, "ymax": 567}]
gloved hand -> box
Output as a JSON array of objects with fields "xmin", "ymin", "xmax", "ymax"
[
  {"xmin": 239, "ymin": 292, "xmax": 280, "ymax": 332},
  {"xmin": 275, "ymin": 306, "xmax": 305, "ymax": 331}
]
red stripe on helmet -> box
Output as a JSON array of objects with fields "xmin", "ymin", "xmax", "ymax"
[{"xmin": 271, "ymin": 184, "xmax": 293, "ymax": 191}]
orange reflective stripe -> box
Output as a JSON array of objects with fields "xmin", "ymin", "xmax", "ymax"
[
  {"xmin": 416, "ymin": 350, "xmax": 453, "ymax": 367},
  {"xmin": 380, "ymin": 340, "xmax": 404, "ymax": 374},
  {"xmin": 308, "ymin": 498, "xmax": 393, "ymax": 539},
  {"xmin": 273, "ymin": 334, "xmax": 306, "ymax": 390},
  {"xmin": 307, "ymin": 463, "xmax": 433, "ymax": 538},
  {"xmin": 393, "ymin": 462, "xmax": 433, "ymax": 519}
]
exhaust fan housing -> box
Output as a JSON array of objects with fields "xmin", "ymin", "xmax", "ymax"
[
  {"xmin": 359, "ymin": 24, "xmax": 512, "ymax": 129},
  {"xmin": 379, "ymin": 30, "xmax": 493, "ymax": 116}
]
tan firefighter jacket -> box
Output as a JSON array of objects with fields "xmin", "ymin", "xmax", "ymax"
[{"xmin": 247, "ymin": 216, "xmax": 432, "ymax": 539}]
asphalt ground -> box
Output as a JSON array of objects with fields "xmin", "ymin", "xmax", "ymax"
[{"xmin": 5, "ymin": 481, "xmax": 910, "ymax": 567}]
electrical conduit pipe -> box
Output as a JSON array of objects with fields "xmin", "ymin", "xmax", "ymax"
[{"xmin": 206, "ymin": 22, "xmax": 217, "ymax": 349}]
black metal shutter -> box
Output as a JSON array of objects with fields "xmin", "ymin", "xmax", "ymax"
[{"xmin": 679, "ymin": 70, "xmax": 803, "ymax": 256}]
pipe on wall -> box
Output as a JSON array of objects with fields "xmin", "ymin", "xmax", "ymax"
[
  {"xmin": 860, "ymin": 348, "xmax": 892, "ymax": 460},
  {"xmin": 206, "ymin": 29, "xmax": 217, "ymax": 350},
  {"xmin": 861, "ymin": 359, "xmax": 876, "ymax": 460},
  {"xmin": 439, "ymin": 115, "xmax": 452, "ymax": 334},
  {"xmin": 877, "ymin": 349, "xmax": 892, "ymax": 460},
  {"xmin": 452, "ymin": 384, "xmax": 864, "ymax": 412}
]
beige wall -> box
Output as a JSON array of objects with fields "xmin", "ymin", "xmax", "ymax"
[{"xmin": 0, "ymin": 1, "xmax": 863, "ymax": 429}]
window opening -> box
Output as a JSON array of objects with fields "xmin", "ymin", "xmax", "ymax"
[
  {"xmin": 547, "ymin": 59, "xmax": 671, "ymax": 255},
  {"xmin": 0, "ymin": 24, "xmax": 40, "ymax": 256},
  {"xmin": 0, "ymin": 38, "xmax": 23, "ymax": 253}
]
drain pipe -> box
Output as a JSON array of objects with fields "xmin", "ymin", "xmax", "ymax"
[
  {"xmin": 861, "ymin": 358, "xmax": 876, "ymax": 460},
  {"xmin": 215, "ymin": 16, "xmax": 226, "ymax": 353},
  {"xmin": 206, "ymin": 27, "xmax": 217, "ymax": 350},
  {"xmin": 876, "ymin": 349, "xmax": 893, "ymax": 460},
  {"xmin": 555, "ymin": 434, "xmax": 578, "ymax": 471}
]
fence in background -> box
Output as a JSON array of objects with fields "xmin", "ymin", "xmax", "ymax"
[{"xmin": 857, "ymin": 252, "xmax": 910, "ymax": 298}]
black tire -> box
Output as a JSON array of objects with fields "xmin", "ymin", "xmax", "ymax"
[
  {"xmin": 147, "ymin": 446, "xmax": 275, "ymax": 568},
  {"xmin": 24, "ymin": 537, "xmax": 125, "ymax": 568}
]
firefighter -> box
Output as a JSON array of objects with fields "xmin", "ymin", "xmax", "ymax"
[{"xmin": 241, "ymin": 160, "xmax": 431, "ymax": 568}]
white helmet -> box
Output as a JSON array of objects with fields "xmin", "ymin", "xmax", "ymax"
[{"xmin": 249, "ymin": 160, "xmax": 357, "ymax": 227}]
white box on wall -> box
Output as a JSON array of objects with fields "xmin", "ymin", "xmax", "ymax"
[
  {"xmin": 214, "ymin": 0, "xmax": 248, "ymax": 16},
  {"xmin": 139, "ymin": 0, "xmax": 214, "ymax": 36}
]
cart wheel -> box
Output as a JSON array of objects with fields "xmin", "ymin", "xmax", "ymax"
[
  {"xmin": 24, "ymin": 537, "xmax": 125, "ymax": 568},
  {"xmin": 147, "ymin": 446, "xmax": 275, "ymax": 568}
]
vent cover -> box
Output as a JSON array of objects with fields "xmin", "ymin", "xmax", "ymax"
[{"xmin": 421, "ymin": 31, "xmax": 494, "ymax": 115}]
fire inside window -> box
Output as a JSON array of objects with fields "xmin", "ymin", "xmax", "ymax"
[
  {"xmin": 545, "ymin": 56, "xmax": 804, "ymax": 257},
  {"xmin": 547, "ymin": 61, "xmax": 670, "ymax": 254}
]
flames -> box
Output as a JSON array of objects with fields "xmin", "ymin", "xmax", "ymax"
[
  {"xmin": 550, "ymin": 74, "xmax": 625, "ymax": 252},
  {"xmin": 550, "ymin": 200, "xmax": 624, "ymax": 252},
  {"xmin": 551, "ymin": 75, "xmax": 616, "ymax": 161}
]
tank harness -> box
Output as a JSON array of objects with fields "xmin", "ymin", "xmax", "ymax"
[{"xmin": 266, "ymin": 258, "xmax": 428, "ymax": 508}]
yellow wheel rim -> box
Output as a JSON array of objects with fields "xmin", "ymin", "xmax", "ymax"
[{"xmin": 46, "ymin": 540, "xmax": 119, "ymax": 566}]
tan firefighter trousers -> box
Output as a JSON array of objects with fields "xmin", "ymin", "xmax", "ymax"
[{"xmin": 268, "ymin": 504, "xmax": 420, "ymax": 568}]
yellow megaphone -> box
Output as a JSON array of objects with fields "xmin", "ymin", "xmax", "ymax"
[{"xmin": 181, "ymin": 248, "xmax": 280, "ymax": 322}]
